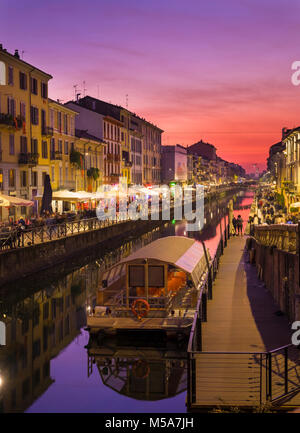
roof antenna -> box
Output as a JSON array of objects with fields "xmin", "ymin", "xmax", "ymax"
[
  {"xmin": 83, "ymin": 81, "xmax": 87, "ymax": 97},
  {"xmin": 126, "ymin": 94, "xmax": 128, "ymax": 109},
  {"xmin": 73, "ymin": 84, "xmax": 78, "ymax": 101},
  {"xmin": 21, "ymin": 50, "xmax": 25, "ymax": 59}
]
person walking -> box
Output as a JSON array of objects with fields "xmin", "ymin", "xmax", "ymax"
[
  {"xmin": 237, "ymin": 215, "xmax": 243, "ymax": 235},
  {"xmin": 232, "ymin": 216, "xmax": 237, "ymax": 235}
]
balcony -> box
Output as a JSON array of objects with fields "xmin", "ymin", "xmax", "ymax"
[
  {"xmin": 50, "ymin": 151, "xmax": 63, "ymax": 160},
  {"xmin": 0, "ymin": 113, "xmax": 24, "ymax": 131},
  {"xmin": 18, "ymin": 152, "xmax": 39, "ymax": 166},
  {"xmin": 59, "ymin": 180, "xmax": 76, "ymax": 190},
  {"xmin": 42, "ymin": 126, "xmax": 54, "ymax": 137},
  {"xmin": 123, "ymin": 160, "xmax": 132, "ymax": 167}
]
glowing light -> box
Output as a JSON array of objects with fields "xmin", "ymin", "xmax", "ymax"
[{"xmin": 172, "ymin": 219, "xmax": 176, "ymax": 224}]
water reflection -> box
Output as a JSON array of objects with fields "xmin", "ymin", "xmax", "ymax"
[
  {"xmin": 0, "ymin": 189, "xmax": 253, "ymax": 413},
  {"xmin": 87, "ymin": 333, "xmax": 187, "ymax": 401}
]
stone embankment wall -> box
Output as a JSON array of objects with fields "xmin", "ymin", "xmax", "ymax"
[
  {"xmin": 249, "ymin": 224, "xmax": 300, "ymax": 322},
  {"xmin": 0, "ymin": 218, "xmax": 163, "ymax": 287}
]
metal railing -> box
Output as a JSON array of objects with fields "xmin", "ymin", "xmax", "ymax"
[
  {"xmin": 0, "ymin": 216, "xmax": 130, "ymax": 251},
  {"xmin": 187, "ymin": 218, "xmax": 300, "ymax": 409}
]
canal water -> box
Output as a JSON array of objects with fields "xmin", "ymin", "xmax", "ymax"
[{"xmin": 0, "ymin": 189, "xmax": 254, "ymax": 413}]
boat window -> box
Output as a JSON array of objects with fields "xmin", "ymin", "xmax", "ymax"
[
  {"xmin": 148, "ymin": 265, "xmax": 164, "ymax": 287},
  {"xmin": 129, "ymin": 265, "xmax": 145, "ymax": 287}
]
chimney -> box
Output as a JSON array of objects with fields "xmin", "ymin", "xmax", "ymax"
[
  {"xmin": 0, "ymin": 44, "xmax": 2, "ymax": 51},
  {"xmin": 14, "ymin": 49, "xmax": 20, "ymax": 59}
]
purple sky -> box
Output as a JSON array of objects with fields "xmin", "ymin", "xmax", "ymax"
[{"xmin": 2, "ymin": 0, "xmax": 300, "ymax": 171}]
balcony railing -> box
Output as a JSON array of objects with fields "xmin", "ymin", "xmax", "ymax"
[
  {"xmin": 50, "ymin": 151, "xmax": 63, "ymax": 160},
  {"xmin": 123, "ymin": 160, "xmax": 132, "ymax": 167},
  {"xmin": 42, "ymin": 126, "xmax": 54, "ymax": 137},
  {"xmin": 0, "ymin": 113, "xmax": 24, "ymax": 130},
  {"xmin": 18, "ymin": 152, "xmax": 39, "ymax": 166},
  {"xmin": 58, "ymin": 180, "xmax": 76, "ymax": 190}
]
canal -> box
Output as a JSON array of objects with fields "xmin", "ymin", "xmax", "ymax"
[{"xmin": 0, "ymin": 189, "xmax": 254, "ymax": 413}]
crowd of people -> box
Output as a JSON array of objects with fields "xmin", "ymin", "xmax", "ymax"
[
  {"xmin": 0, "ymin": 209, "xmax": 98, "ymax": 250},
  {"xmin": 249, "ymin": 188, "xmax": 300, "ymax": 227}
]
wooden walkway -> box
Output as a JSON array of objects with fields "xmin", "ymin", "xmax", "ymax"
[{"xmin": 191, "ymin": 236, "xmax": 300, "ymax": 410}]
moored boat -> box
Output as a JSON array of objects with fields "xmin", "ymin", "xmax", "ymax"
[{"xmin": 87, "ymin": 236, "xmax": 210, "ymax": 336}]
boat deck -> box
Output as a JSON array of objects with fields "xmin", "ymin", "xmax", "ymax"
[{"xmin": 87, "ymin": 315, "xmax": 193, "ymax": 332}]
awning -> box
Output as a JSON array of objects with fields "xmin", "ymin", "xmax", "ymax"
[
  {"xmin": 0, "ymin": 194, "xmax": 34, "ymax": 207},
  {"xmin": 52, "ymin": 190, "xmax": 93, "ymax": 201},
  {"xmin": 117, "ymin": 236, "xmax": 210, "ymax": 288}
]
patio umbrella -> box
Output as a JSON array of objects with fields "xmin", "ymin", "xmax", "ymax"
[
  {"xmin": 41, "ymin": 174, "xmax": 53, "ymax": 214},
  {"xmin": 0, "ymin": 193, "xmax": 33, "ymax": 206}
]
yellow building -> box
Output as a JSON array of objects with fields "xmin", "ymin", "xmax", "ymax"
[
  {"xmin": 48, "ymin": 99, "xmax": 77, "ymax": 193},
  {"xmin": 73, "ymin": 130, "xmax": 105, "ymax": 192},
  {"xmin": 0, "ymin": 45, "xmax": 52, "ymax": 220}
]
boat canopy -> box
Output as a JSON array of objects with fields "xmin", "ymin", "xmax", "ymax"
[{"xmin": 118, "ymin": 236, "xmax": 210, "ymax": 288}]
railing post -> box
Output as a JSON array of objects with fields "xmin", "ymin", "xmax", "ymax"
[
  {"xmin": 224, "ymin": 212, "xmax": 227, "ymax": 247},
  {"xmin": 196, "ymin": 313, "xmax": 202, "ymax": 351},
  {"xmin": 285, "ymin": 347, "xmax": 288, "ymax": 395},
  {"xmin": 267, "ymin": 352, "xmax": 272, "ymax": 401},
  {"xmin": 220, "ymin": 219, "xmax": 224, "ymax": 254},
  {"xmin": 202, "ymin": 292, "xmax": 207, "ymax": 322}
]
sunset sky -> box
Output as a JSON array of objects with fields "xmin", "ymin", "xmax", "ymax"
[{"xmin": 2, "ymin": 0, "xmax": 300, "ymax": 172}]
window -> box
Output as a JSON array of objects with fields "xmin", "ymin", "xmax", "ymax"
[
  {"xmin": 31, "ymin": 138, "xmax": 38, "ymax": 154},
  {"xmin": 41, "ymin": 82, "xmax": 47, "ymax": 98},
  {"xmin": 21, "ymin": 171, "xmax": 27, "ymax": 187},
  {"xmin": 42, "ymin": 140, "xmax": 48, "ymax": 158},
  {"xmin": 22, "ymin": 378, "xmax": 30, "ymax": 398},
  {"xmin": 31, "ymin": 171, "xmax": 37, "ymax": 187},
  {"xmin": 31, "ymin": 77, "xmax": 38, "ymax": 94},
  {"xmin": 42, "ymin": 171, "xmax": 47, "ymax": 185},
  {"xmin": 9, "ymin": 134, "xmax": 14, "ymax": 155},
  {"xmin": 19, "ymin": 72, "xmax": 27, "ymax": 90},
  {"xmin": 33, "ymin": 368, "xmax": 40, "ymax": 388},
  {"xmin": 0, "ymin": 169, "xmax": 3, "ymax": 190},
  {"xmin": 8, "ymin": 66, "xmax": 13, "ymax": 85},
  {"xmin": 43, "ymin": 361, "xmax": 50, "ymax": 378},
  {"xmin": 58, "ymin": 112, "xmax": 62, "ymax": 132},
  {"xmin": 64, "ymin": 140, "xmax": 68, "ymax": 155},
  {"xmin": 20, "ymin": 136, "xmax": 27, "ymax": 153},
  {"xmin": 49, "ymin": 108, "xmax": 54, "ymax": 128},
  {"xmin": 58, "ymin": 139, "xmax": 62, "ymax": 153},
  {"xmin": 20, "ymin": 102, "xmax": 26, "ymax": 121},
  {"xmin": 33, "ymin": 305, "xmax": 40, "ymax": 326},
  {"xmin": 7, "ymin": 97, "xmax": 15, "ymax": 116},
  {"xmin": 32, "ymin": 339, "xmax": 41, "ymax": 359},
  {"xmin": 9, "ymin": 169, "xmax": 15, "ymax": 187},
  {"xmin": 51, "ymin": 166, "xmax": 55, "ymax": 181},
  {"xmin": 43, "ymin": 302, "xmax": 49, "ymax": 320},
  {"xmin": 64, "ymin": 114, "xmax": 68, "ymax": 134},
  {"xmin": 30, "ymin": 106, "xmax": 39, "ymax": 125},
  {"xmin": 65, "ymin": 167, "xmax": 68, "ymax": 181}
]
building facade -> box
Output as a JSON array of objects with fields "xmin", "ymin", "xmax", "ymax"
[
  {"xmin": 48, "ymin": 100, "xmax": 77, "ymax": 192},
  {"xmin": 0, "ymin": 45, "xmax": 52, "ymax": 219},
  {"xmin": 161, "ymin": 144, "xmax": 188, "ymax": 184}
]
